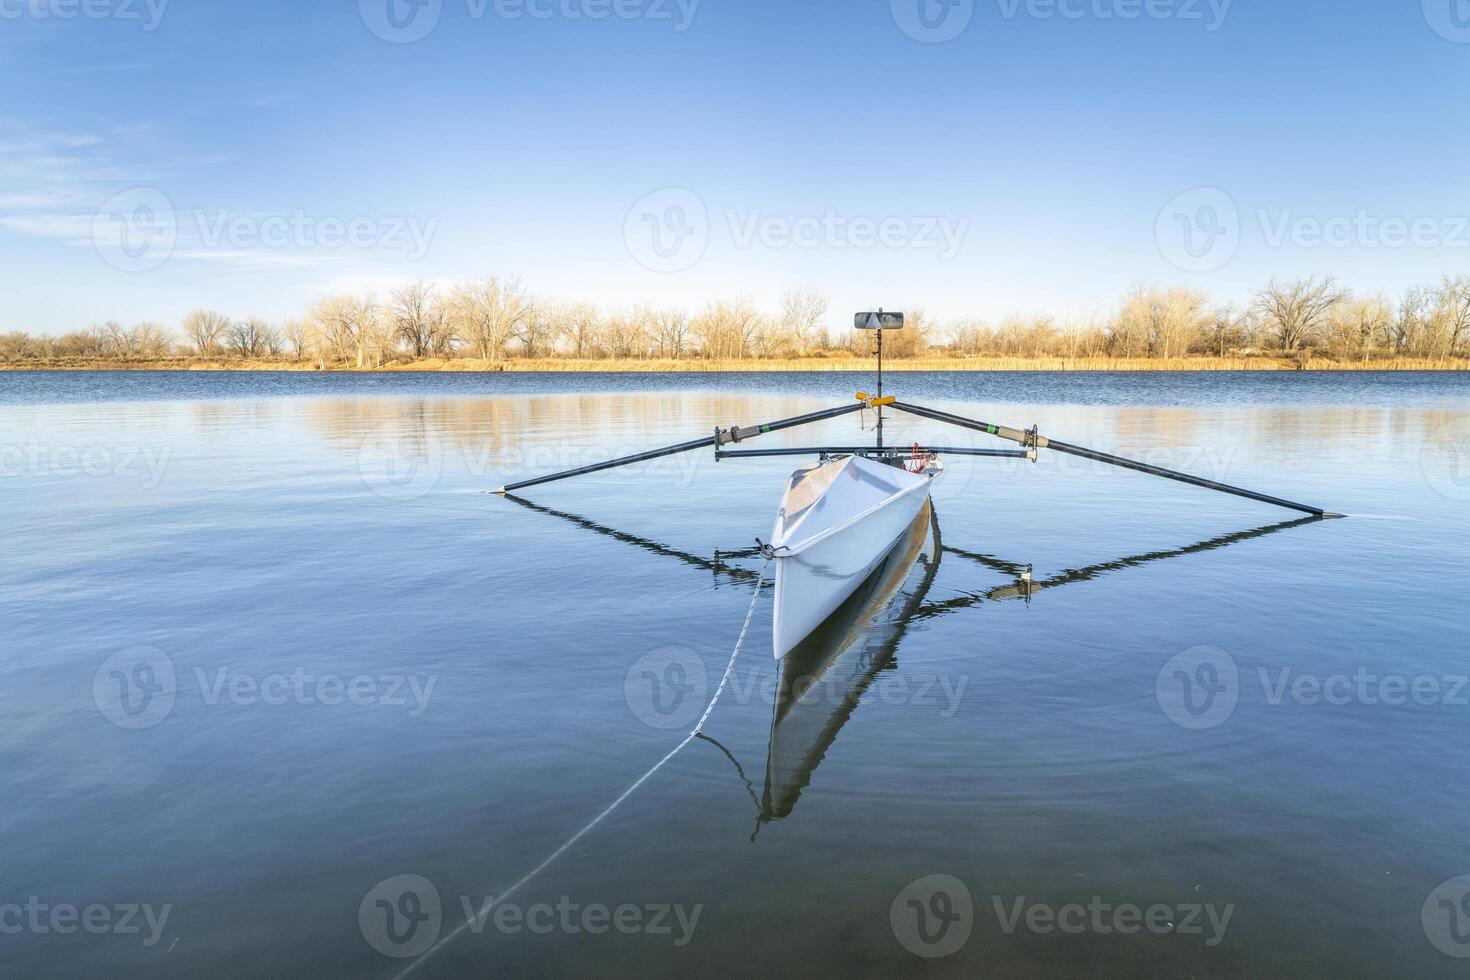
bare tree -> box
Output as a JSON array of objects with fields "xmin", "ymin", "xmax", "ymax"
[
  {"xmin": 308, "ymin": 295, "xmax": 380, "ymax": 367},
  {"xmin": 1022, "ymin": 314, "xmax": 1059, "ymax": 358},
  {"xmin": 282, "ymin": 319, "xmax": 307, "ymax": 360},
  {"xmin": 945, "ymin": 317, "xmax": 988, "ymax": 356},
  {"xmin": 19, "ymin": 333, "xmax": 54, "ymax": 360},
  {"xmin": 1111, "ymin": 285, "xmax": 1151, "ymax": 358},
  {"xmin": 693, "ymin": 300, "xmax": 764, "ymax": 360},
  {"xmin": 0, "ymin": 332, "xmax": 31, "ymax": 362},
  {"xmin": 749, "ymin": 313, "xmax": 791, "ymax": 359},
  {"xmin": 389, "ymin": 281, "xmax": 444, "ymax": 359},
  {"xmin": 132, "ymin": 322, "xmax": 173, "ymax": 358},
  {"xmin": 515, "ymin": 300, "xmax": 561, "ymax": 359},
  {"xmin": 652, "ymin": 308, "xmax": 690, "ymax": 359},
  {"xmin": 1390, "ymin": 287, "xmax": 1431, "ymax": 355},
  {"xmin": 558, "ymin": 304, "xmax": 602, "ymax": 359},
  {"xmin": 449, "ymin": 276, "xmax": 530, "ymax": 362},
  {"xmin": 1235, "ymin": 307, "xmax": 1266, "ymax": 352},
  {"xmin": 1153, "ymin": 288, "xmax": 1209, "ymax": 359},
  {"xmin": 1253, "ymin": 276, "xmax": 1347, "ymax": 352},
  {"xmin": 780, "ymin": 288, "xmax": 829, "ymax": 355},
  {"xmin": 1111, "ymin": 287, "xmax": 1207, "ymax": 359},
  {"xmin": 691, "ymin": 303, "xmax": 724, "ymax": 359},
  {"xmin": 880, "ymin": 308, "xmax": 932, "ymax": 358},
  {"xmin": 90, "ymin": 321, "xmax": 169, "ymax": 359},
  {"xmin": 1325, "ymin": 297, "xmax": 1391, "ymax": 361},
  {"xmin": 182, "ymin": 310, "xmax": 230, "ymax": 356},
  {"xmin": 1075, "ymin": 319, "xmax": 1112, "ymax": 358},
  {"xmin": 227, "ymin": 318, "xmax": 271, "ymax": 359},
  {"xmin": 261, "ymin": 322, "xmax": 283, "ymax": 357},
  {"xmin": 603, "ymin": 307, "xmax": 652, "ymax": 359},
  {"xmin": 1432, "ymin": 276, "xmax": 1470, "ymax": 361},
  {"xmin": 58, "ymin": 326, "xmax": 111, "ymax": 358},
  {"xmin": 355, "ymin": 298, "xmax": 394, "ymax": 367},
  {"xmin": 23, "ymin": 272, "xmax": 1466, "ymax": 370},
  {"xmin": 1200, "ymin": 306, "xmax": 1245, "ymax": 358},
  {"xmin": 102, "ymin": 321, "xmax": 134, "ymax": 357},
  {"xmin": 735, "ymin": 301, "xmax": 762, "ymax": 359},
  {"xmin": 427, "ymin": 303, "xmax": 456, "ymax": 356}
]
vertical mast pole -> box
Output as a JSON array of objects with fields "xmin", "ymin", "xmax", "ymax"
[{"xmin": 876, "ymin": 317, "xmax": 884, "ymax": 452}]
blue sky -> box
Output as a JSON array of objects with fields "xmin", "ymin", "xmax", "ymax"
[{"xmin": 2, "ymin": 0, "xmax": 1468, "ymax": 332}]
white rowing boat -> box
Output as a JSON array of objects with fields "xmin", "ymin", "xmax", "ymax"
[
  {"xmin": 494, "ymin": 310, "xmax": 1332, "ymax": 660},
  {"xmin": 761, "ymin": 500, "xmax": 939, "ymax": 822},
  {"xmin": 768, "ymin": 452, "xmax": 944, "ymax": 659}
]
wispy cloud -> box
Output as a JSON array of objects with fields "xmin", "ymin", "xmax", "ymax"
[
  {"xmin": 0, "ymin": 126, "xmax": 130, "ymax": 183},
  {"xmin": 0, "ymin": 119, "xmax": 434, "ymax": 274},
  {"xmin": 0, "ymin": 212, "xmax": 94, "ymax": 242},
  {"xmin": 173, "ymin": 249, "xmax": 337, "ymax": 269},
  {"xmin": 0, "ymin": 190, "xmax": 88, "ymax": 209},
  {"xmin": 0, "ymin": 135, "xmax": 103, "ymax": 152}
]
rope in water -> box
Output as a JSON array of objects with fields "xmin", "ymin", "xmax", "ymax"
[{"xmin": 392, "ymin": 558, "xmax": 770, "ymax": 980}]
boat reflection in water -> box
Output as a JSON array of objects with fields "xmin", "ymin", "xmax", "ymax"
[
  {"xmin": 758, "ymin": 501, "xmax": 940, "ymax": 824},
  {"xmin": 751, "ymin": 510, "xmax": 1327, "ymax": 828},
  {"xmin": 502, "ymin": 491, "xmax": 1325, "ymax": 830}
]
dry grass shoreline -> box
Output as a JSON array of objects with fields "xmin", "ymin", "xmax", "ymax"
[{"xmin": 3, "ymin": 355, "xmax": 1468, "ymax": 373}]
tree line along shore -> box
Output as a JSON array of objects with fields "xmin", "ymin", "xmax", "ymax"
[{"xmin": 4, "ymin": 274, "xmax": 1468, "ymax": 372}]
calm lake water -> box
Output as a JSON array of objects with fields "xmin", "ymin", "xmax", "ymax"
[{"xmin": 3, "ymin": 370, "xmax": 1469, "ymax": 978}]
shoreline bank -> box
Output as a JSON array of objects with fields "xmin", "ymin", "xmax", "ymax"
[{"xmin": 3, "ymin": 356, "xmax": 1468, "ymax": 373}]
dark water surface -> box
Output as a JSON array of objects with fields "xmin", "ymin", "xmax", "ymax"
[
  {"xmin": 3, "ymin": 371, "xmax": 1469, "ymax": 978},
  {"xmin": 5, "ymin": 367, "xmax": 1470, "ymax": 407}
]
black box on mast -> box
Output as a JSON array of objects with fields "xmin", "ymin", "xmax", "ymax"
[{"xmin": 855, "ymin": 311, "xmax": 904, "ymax": 330}]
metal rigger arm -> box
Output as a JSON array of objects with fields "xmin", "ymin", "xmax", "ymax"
[
  {"xmin": 889, "ymin": 401, "xmax": 1340, "ymax": 518},
  {"xmin": 490, "ymin": 391, "xmax": 1336, "ymax": 518},
  {"xmin": 491, "ymin": 403, "xmax": 867, "ymax": 495}
]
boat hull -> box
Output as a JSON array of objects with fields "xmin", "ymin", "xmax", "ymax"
[
  {"xmin": 771, "ymin": 457, "xmax": 938, "ymax": 658},
  {"xmin": 764, "ymin": 501, "xmax": 940, "ymax": 820}
]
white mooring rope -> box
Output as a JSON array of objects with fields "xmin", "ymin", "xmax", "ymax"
[{"xmin": 392, "ymin": 559, "xmax": 770, "ymax": 980}]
